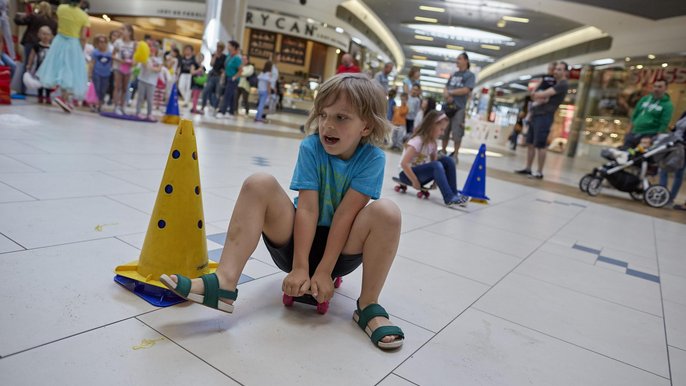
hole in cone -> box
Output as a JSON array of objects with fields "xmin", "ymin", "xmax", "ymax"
[
  {"xmin": 165, "ymin": 184, "xmax": 173, "ymax": 194},
  {"xmin": 172, "ymin": 150, "xmax": 180, "ymax": 159},
  {"xmin": 158, "ymin": 220, "xmax": 166, "ymax": 228},
  {"xmin": 198, "ymin": 220, "xmax": 203, "ymax": 229},
  {"xmin": 195, "ymin": 186, "xmax": 200, "ymax": 195}
]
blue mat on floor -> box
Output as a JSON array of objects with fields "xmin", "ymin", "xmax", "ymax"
[
  {"xmin": 100, "ymin": 112, "xmax": 157, "ymax": 122},
  {"xmin": 11, "ymin": 93, "xmax": 26, "ymax": 100}
]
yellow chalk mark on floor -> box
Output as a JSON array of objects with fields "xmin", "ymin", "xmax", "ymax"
[{"xmin": 132, "ymin": 337, "xmax": 165, "ymax": 350}]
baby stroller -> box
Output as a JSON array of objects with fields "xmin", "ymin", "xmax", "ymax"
[{"xmin": 578, "ymin": 133, "xmax": 684, "ymax": 207}]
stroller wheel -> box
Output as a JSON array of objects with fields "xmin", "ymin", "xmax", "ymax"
[
  {"xmin": 629, "ymin": 190, "xmax": 644, "ymax": 201},
  {"xmin": 587, "ymin": 177, "xmax": 603, "ymax": 197},
  {"xmin": 579, "ymin": 174, "xmax": 594, "ymax": 193},
  {"xmin": 644, "ymin": 185, "xmax": 670, "ymax": 208}
]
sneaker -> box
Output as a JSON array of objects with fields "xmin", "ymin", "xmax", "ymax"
[
  {"xmin": 529, "ymin": 172, "xmax": 544, "ymax": 179},
  {"xmin": 438, "ymin": 149, "xmax": 447, "ymax": 157},
  {"xmin": 215, "ymin": 113, "xmax": 225, "ymax": 119},
  {"xmin": 54, "ymin": 96, "xmax": 71, "ymax": 113},
  {"xmin": 515, "ymin": 168, "xmax": 531, "ymax": 175},
  {"xmin": 114, "ymin": 107, "xmax": 124, "ymax": 115},
  {"xmin": 447, "ymin": 194, "xmax": 469, "ymax": 208},
  {"xmin": 674, "ymin": 204, "xmax": 686, "ymax": 211}
]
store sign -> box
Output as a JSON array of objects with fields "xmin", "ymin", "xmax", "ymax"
[
  {"xmin": 245, "ymin": 10, "xmax": 351, "ymax": 52},
  {"xmin": 630, "ymin": 66, "xmax": 686, "ymax": 85},
  {"xmin": 89, "ymin": 0, "xmax": 205, "ymax": 20}
]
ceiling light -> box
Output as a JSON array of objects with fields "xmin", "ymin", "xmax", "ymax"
[
  {"xmin": 494, "ymin": 81, "xmax": 504, "ymax": 87},
  {"xmin": 509, "ymin": 83, "xmax": 529, "ymax": 90},
  {"xmin": 335, "ymin": 27, "xmax": 345, "ymax": 34},
  {"xmin": 414, "ymin": 16, "xmax": 438, "ymax": 23},
  {"xmin": 420, "ymin": 68, "xmax": 437, "ymax": 75},
  {"xmin": 410, "ymin": 59, "xmax": 439, "ymax": 67},
  {"xmin": 662, "ymin": 63, "xmax": 668, "ymax": 68},
  {"xmin": 481, "ymin": 44, "xmax": 500, "ymax": 51},
  {"xmin": 636, "ymin": 64, "xmax": 643, "ymax": 69},
  {"xmin": 624, "ymin": 57, "xmax": 631, "ymax": 62},
  {"xmin": 414, "ymin": 35, "xmax": 434, "ymax": 41},
  {"xmin": 648, "ymin": 54, "xmax": 655, "ymax": 59},
  {"xmin": 590, "ymin": 58, "xmax": 615, "ymax": 65},
  {"xmin": 102, "ymin": 14, "xmax": 111, "ymax": 22},
  {"xmin": 336, "ymin": 49, "xmax": 341, "ymax": 54},
  {"xmin": 410, "ymin": 46, "xmax": 494, "ymax": 62},
  {"xmin": 408, "ymin": 24, "xmax": 513, "ymax": 44},
  {"xmin": 351, "ymin": 37, "xmax": 362, "ymax": 44},
  {"xmin": 519, "ymin": 75, "xmax": 532, "ymax": 80},
  {"xmin": 420, "ymin": 75, "xmax": 449, "ymax": 83},
  {"xmin": 446, "ymin": 44, "xmax": 464, "ymax": 50},
  {"xmin": 502, "ymin": 15, "xmax": 529, "ymax": 23},
  {"xmin": 413, "ymin": 55, "xmax": 428, "ymax": 60},
  {"xmin": 497, "ymin": 20, "xmax": 506, "ymax": 28},
  {"xmin": 419, "ymin": 5, "xmax": 445, "ymax": 12}
]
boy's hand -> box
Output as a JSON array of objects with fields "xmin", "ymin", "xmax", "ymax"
[
  {"xmin": 283, "ymin": 267, "xmax": 309, "ymax": 297},
  {"xmin": 310, "ymin": 271, "xmax": 334, "ymax": 303}
]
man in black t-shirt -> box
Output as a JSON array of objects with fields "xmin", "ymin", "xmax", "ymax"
[
  {"xmin": 201, "ymin": 41, "xmax": 226, "ymax": 112},
  {"xmin": 515, "ymin": 62, "xmax": 569, "ymax": 179}
]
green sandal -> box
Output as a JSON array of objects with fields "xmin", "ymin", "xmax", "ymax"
[
  {"xmin": 160, "ymin": 273, "xmax": 237, "ymax": 313},
  {"xmin": 352, "ymin": 300, "xmax": 404, "ymax": 350}
]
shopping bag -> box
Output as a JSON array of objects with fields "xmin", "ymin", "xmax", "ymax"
[{"xmin": 85, "ymin": 81, "xmax": 99, "ymax": 104}]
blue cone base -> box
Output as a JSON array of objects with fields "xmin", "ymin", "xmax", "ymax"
[
  {"xmin": 100, "ymin": 112, "xmax": 157, "ymax": 122},
  {"xmin": 114, "ymin": 275, "xmax": 186, "ymax": 307}
]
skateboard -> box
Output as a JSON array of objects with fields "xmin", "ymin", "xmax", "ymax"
[
  {"xmin": 282, "ymin": 276, "xmax": 342, "ymax": 314},
  {"xmin": 392, "ymin": 176, "xmax": 434, "ymax": 199}
]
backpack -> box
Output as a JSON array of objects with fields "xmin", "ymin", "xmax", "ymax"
[{"xmin": 247, "ymin": 73, "xmax": 258, "ymax": 88}]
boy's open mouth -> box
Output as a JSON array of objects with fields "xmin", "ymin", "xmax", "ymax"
[{"xmin": 324, "ymin": 135, "xmax": 340, "ymax": 145}]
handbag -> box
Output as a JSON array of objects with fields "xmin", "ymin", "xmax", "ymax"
[
  {"xmin": 443, "ymin": 102, "xmax": 458, "ymax": 118},
  {"xmin": 23, "ymin": 71, "xmax": 42, "ymax": 89}
]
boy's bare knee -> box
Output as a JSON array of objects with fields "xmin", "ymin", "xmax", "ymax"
[
  {"xmin": 242, "ymin": 172, "xmax": 278, "ymax": 194},
  {"xmin": 368, "ymin": 199, "xmax": 401, "ymax": 228}
]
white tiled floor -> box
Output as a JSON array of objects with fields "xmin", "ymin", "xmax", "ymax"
[{"xmin": 1, "ymin": 104, "xmax": 684, "ymax": 385}]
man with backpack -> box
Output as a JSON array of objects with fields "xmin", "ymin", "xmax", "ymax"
[{"xmin": 237, "ymin": 55, "xmax": 255, "ymax": 115}]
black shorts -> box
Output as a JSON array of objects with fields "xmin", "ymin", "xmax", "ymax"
[
  {"xmin": 526, "ymin": 113, "xmax": 554, "ymax": 148},
  {"xmin": 263, "ymin": 226, "xmax": 363, "ymax": 278}
]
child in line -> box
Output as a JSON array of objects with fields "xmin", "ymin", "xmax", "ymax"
[
  {"xmin": 413, "ymin": 97, "xmax": 436, "ymax": 131},
  {"xmin": 135, "ymin": 41, "xmax": 161, "ymax": 120},
  {"xmin": 112, "ymin": 24, "xmax": 135, "ymax": 115},
  {"xmin": 399, "ymin": 110, "xmax": 469, "ymax": 207},
  {"xmin": 161, "ymin": 73, "xmax": 405, "ymax": 350},
  {"xmin": 390, "ymin": 93, "xmax": 408, "ymax": 150},
  {"xmin": 189, "ymin": 52, "xmax": 205, "ymax": 114},
  {"xmin": 35, "ymin": 0, "xmax": 89, "ymax": 112},
  {"xmin": 27, "ymin": 26, "xmax": 53, "ymax": 104},
  {"xmin": 255, "ymin": 61, "xmax": 272, "ymax": 122},
  {"xmin": 90, "ymin": 34, "xmax": 112, "ymax": 112},
  {"xmin": 177, "ymin": 45, "xmax": 197, "ymax": 107},
  {"xmin": 386, "ymin": 89, "xmax": 396, "ymax": 122},
  {"xmin": 405, "ymin": 84, "xmax": 421, "ymax": 133}
]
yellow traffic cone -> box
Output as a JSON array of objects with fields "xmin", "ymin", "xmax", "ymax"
[{"xmin": 115, "ymin": 119, "xmax": 217, "ymax": 306}]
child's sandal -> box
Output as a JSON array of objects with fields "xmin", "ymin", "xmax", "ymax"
[
  {"xmin": 160, "ymin": 273, "xmax": 237, "ymax": 313},
  {"xmin": 352, "ymin": 300, "xmax": 404, "ymax": 350}
]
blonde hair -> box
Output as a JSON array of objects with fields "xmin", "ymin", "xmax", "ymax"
[
  {"xmin": 36, "ymin": 2, "xmax": 53, "ymax": 18},
  {"xmin": 304, "ymin": 73, "xmax": 391, "ymax": 147},
  {"xmin": 410, "ymin": 110, "xmax": 446, "ymax": 151}
]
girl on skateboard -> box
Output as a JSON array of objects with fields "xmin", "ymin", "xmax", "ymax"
[{"xmin": 399, "ymin": 110, "xmax": 468, "ymax": 207}]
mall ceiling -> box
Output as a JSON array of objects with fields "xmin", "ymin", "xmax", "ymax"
[
  {"xmin": 359, "ymin": 0, "xmax": 686, "ymax": 77},
  {"xmin": 360, "ymin": 0, "xmax": 583, "ymax": 73}
]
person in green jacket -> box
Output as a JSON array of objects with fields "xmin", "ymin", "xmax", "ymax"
[{"xmin": 624, "ymin": 78, "xmax": 673, "ymax": 147}]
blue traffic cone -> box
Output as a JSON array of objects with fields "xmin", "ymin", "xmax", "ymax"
[
  {"xmin": 461, "ymin": 144, "xmax": 490, "ymax": 202},
  {"xmin": 161, "ymin": 83, "xmax": 180, "ymax": 125}
]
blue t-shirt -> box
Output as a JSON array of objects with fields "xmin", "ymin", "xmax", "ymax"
[
  {"xmin": 92, "ymin": 48, "xmax": 112, "ymax": 77},
  {"xmin": 225, "ymin": 54, "xmax": 242, "ymax": 78},
  {"xmin": 290, "ymin": 134, "xmax": 385, "ymax": 226}
]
